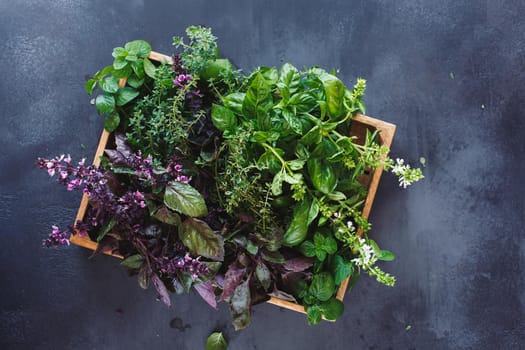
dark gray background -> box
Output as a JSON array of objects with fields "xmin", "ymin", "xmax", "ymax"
[{"xmin": 1, "ymin": 1, "xmax": 524, "ymax": 349}]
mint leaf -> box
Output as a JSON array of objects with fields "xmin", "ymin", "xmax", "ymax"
[{"xmin": 95, "ymin": 93, "xmax": 115, "ymax": 114}]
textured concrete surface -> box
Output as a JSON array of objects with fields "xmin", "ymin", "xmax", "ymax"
[{"xmin": 1, "ymin": 1, "xmax": 524, "ymax": 349}]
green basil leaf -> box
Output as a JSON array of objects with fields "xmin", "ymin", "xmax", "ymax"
[
  {"xmin": 309, "ymin": 273, "xmax": 336, "ymax": 302},
  {"xmin": 120, "ymin": 254, "xmax": 144, "ymax": 269},
  {"xmin": 283, "ymin": 199, "xmax": 310, "ymax": 246},
  {"xmin": 116, "ymin": 87, "xmax": 139, "ymax": 106},
  {"xmin": 307, "ymin": 158, "xmax": 337, "ymax": 194},
  {"xmin": 99, "ymin": 76, "xmax": 119, "ymax": 94},
  {"xmin": 271, "ymin": 171, "xmax": 284, "ymax": 196},
  {"xmin": 331, "ymin": 255, "xmax": 353, "ymax": 285},
  {"xmin": 282, "ymin": 109, "xmax": 302, "ymax": 134},
  {"xmin": 143, "ymin": 57, "xmax": 157, "ymax": 78},
  {"xmin": 206, "ymin": 332, "xmax": 228, "ymax": 350},
  {"xmin": 319, "ymin": 73, "xmax": 345, "ymax": 119},
  {"xmin": 299, "ymin": 240, "xmax": 316, "ymax": 257},
  {"xmin": 278, "ymin": 63, "xmax": 301, "ymax": 93},
  {"xmin": 378, "ymin": 250, "xmax": 396, "ymax": 261},
  {"xmin": 242, "ymin": 72, "xmax": 273, "ymax": 129},
  {"xmin": 124, "ymin": 40, "xmax": 152, "ymax": 57},
  {"xmin": 113, "ymin": 57, "xmax": 128, "ymax": 70},
  {"xmin": 256, "ymin": 150, "xmax": 282, "ymax": 173},
  {"xmin": 306, "ymin": 305, "xmax": 322, "ymax": 325},
  {"xmin": 179, "ymin": 217, "xmax": 224, "ymax": 261},
  {"xmin": 211, "ymin": 104, "xmax": 237, "ymax": 131},
  {"xmin": 287, "ymin": 159, "xmax": 306, "ymax": 171},
  {"xmin": 103, "ymin": 113, "xmax": 120, "ymax": 132},
  {"xmin": 307, "ymin": 200, "xmax": 319, "ymax": 226},
  {"xmin": 300, "ymin": 125, "xmax": 322, "ymax": 146},
  {"xmin": 222, "ymin": 92, "xmax": 245, "ymax": 115},
  {"xmin": 201, "ymin": 58, "xmax": 233, "ymax": 81},
  {"xmin": 321, "ymin": 298, "xmax": 344, "ymax": 321},
  {"xmin": 95, "ymin": 93, "xmax": 115, "ymax": 115},
  {"xmin": 164, "ymin": 181, "xmax": 208, "ymax": 217}
]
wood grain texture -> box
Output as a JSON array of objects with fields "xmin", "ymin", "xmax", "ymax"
[{"xmin": 69, "ymin": 51, "xmax": 396, "ymax": 317}]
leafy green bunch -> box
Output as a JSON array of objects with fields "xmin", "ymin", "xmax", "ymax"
[{"xmin": 68, "ymin": 25, "xmax": 425, "ymax": 329}]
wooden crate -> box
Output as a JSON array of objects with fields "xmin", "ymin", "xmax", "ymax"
[{"xmin": 70, "ymin": 51, "xmax": 396, "ymax": 316}]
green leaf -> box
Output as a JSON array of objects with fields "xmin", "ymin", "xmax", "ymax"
[
  {"xmin": 112, "ymin": 65, "xmax": 132, "ymax": 78},
  {"xmin": 309, "ymin": 272, "xmax": 336, "ymax": 302},
  {"xmin": 124, "ymin": 40, "xmax": 152, "ymax": 57},
  {"xmin": 96, "ymin": 218, "xmax": 115, "ymax": 242},
  {"xmin": 85, "ymin": 79, "xmax": 97, "ymax": 95},
  {"xmin": 300, "ymin": 125, "xmax": 322, "ymax": 145},
  {"xmin": 112, "ymin": 47, "xmax": 127, "ymax": 58},
  {"xmin": 255, "ymin": 262, "xmax": 271, "ymax": 290},
  {"xmin": 331, "ymin": 255, "xmax": 353, "ymax": 285},
  {"xmin": 201, "ymin": 58, "xmax": 233, "ymax": 81},
  {"xmin": 222, "ymin": 92, "xmax": 245, "ymax": 115},
  {"xmin": 282, "ymin": 109, "xmax": 302, "ymax": 134},
  {"xmin": 321, "ymin": 298, "xmax": 344, "ymax": 320},
  {"xmin": 278, "ymin": 63, "xmax": 301, "ymax": 93},
  {"xmin": 315, "ymin": 249, "xmax": 327, "ymax": 261},
  {"xmin": 229, "ymin": 280, "xmax": 251, "ymax": 330},
  {"xmin": 306, "ymin": 305, "xmax": 322, "ymax": 325},
  {"xmin": 178, "ymin": 217, "xmax": 224, "ymax": 261},
  {"xmin": 299, "ymin": 240, "xmax": 316, "ymax": 257},
  {"xmin": 271, "ymin": 171, "xmax": 285, "ymax": 196},
  {"xmin": 256, "ymin": 150, "xmax": 282, "ymax": 173},
  {"xmin": 211, "ymin": 104, "xmax": 237, "ymax": 131},
  {"xmin": 287, "ymin": 159, "xmax": 306, "ymax": 171},
  {"xmin": 113, "ymin": 57, "xmax": 128, "ymax": 70},
  {"xmin": 143, "ymin": 57, "xmax": 157, "ymax": 78},
  {"xmin": 104, "ymin": 113, "xmax": 120, "ymax": 132},
  {"xmin": 164, "ymin": 181, "xmax": 208, "ymax": 217},
  {"xmin": 131, "ymin": 60, "xmax": 145, "ymax": 79},
  {"xmin": 99, "ymin": 76, "xmax": 119, "ymax": 94},
  {"xmin": 116, "ymin": 87, "xmax": 139, "ymax": 106},
  {"xmin": 307, "ymin": 158, "xmax": 337, "ymax": 194},
  {"xmin": 378, "ymin": 250, "xmax": 396, "ymax": 261},
  {"xmin": 323, "ymin": 236, "xmax": 338, "ymax": 255},
  {"xmin": 206, "ymin": 332, "xmax": 228, "ymax": 350},
  {"xmin": 319, "ymin": 73, "xmax": 345, "ymax": 119},
  {"xmin": 95, "ymin": 94, "xmax": 115, "ymax": 115},
  {"xmin": 283, "ymin": 198, "xmax": 311, "ymax": 246},
  {"xmin": 126, "ymin": 75, "xmax": 144, "ymax": 88},
  {"xmin": 120, "ymin": 254, "xmax": 144, "ymax": 269},
  {"xmin": 125, "ymin": 54, "xmax": 138, "ymax": 62},
  {"xmin": 242, "ymin": 72, "xmax": 273, "ymax": 129}
]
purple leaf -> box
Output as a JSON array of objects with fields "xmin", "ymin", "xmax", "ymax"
[
  {"xmin": 255, "ymin": 262, "xmax": 271, "ymax": 291},
  {"xmin": 194, "ymin": 280, "xmax": 217, "ymax": 309},
  {"xmin": 151, "ymin": 273, "xmax": 171, "ymax": 307},
  {"xmin": 269, "ymin": 289, "xmax": 297, "ymax": 303},
  {"xmin": 220, "ymin": 264, "xmax": 246, "ymax": 302},
  {"xmin": 114, "ymin": 133, "xmax": 133, "ymax": 158},
  {"xmin": 229, "ymin": 280, "xmax": 251, "ymax": 331},
  {"xmin": 283, "ymin": 257, "xmax": 315, "ymax": 272}
]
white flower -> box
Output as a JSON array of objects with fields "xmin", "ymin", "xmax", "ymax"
[
  {"xmin": 351, "ymin": 239, "xmax": 377, "ymax": 266},
  {"xmin": 333, "ymin": 212, "xmax": 341, "ymax": 218},
  {"xmin": 346, "ymin": 221, "xmax": 355, "ymax": 231}
]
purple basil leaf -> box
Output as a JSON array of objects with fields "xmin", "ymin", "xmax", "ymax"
[
  {"xmin": 178, "ymin": 217, "xmax": 224, "ymax": 261},
  {"xmin": 152, "ymin": 206, "xmax": 181, "ymax": 226},
  {"xmin": 220, "ymin": 264, "xmax": 246, "ymax": 302},
  {"xmin": 269, "ymin": 289, "xmax": 297, "ymax": 303},
  {"xmin": 138, "ymin": 266, "xmax": 150, "ymax": 289},
  {"xmin": 283, "ymin": 257, "xmax": 315, "ymax": 272},
  {"xmin": 151, "ymin": 273, "xmax": 171, "ymax": 307},
  {"xmin": 255, "ymin": 262, "xmax": 271, "ymax": 291},
  {"xmin": 114, "ymin": 133, "xmax": 133, "ymax": 158},
  {"xmin": 89, "ymin": 236, "xmax": 118, "ymax": 259},
  {"xmin": 194, "ymin": 280, "xmax": 217, "ymax": 309},
  {"xmin": 229, "ymin": 280, "xmax": 251, "ymax": 331},
  {"xmin": 104, "ymin": 149, "xmax": 127, "ymax": 164}
]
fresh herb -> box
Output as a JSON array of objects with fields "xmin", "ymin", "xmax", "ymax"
[{"xmin": 37, "ymin": 25, "xmax": 424, "ymax": 330}]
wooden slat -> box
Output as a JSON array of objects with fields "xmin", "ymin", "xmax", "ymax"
[{"xmin": 69, "ymin": 51, "xmax": 397, "ymax": 317}]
